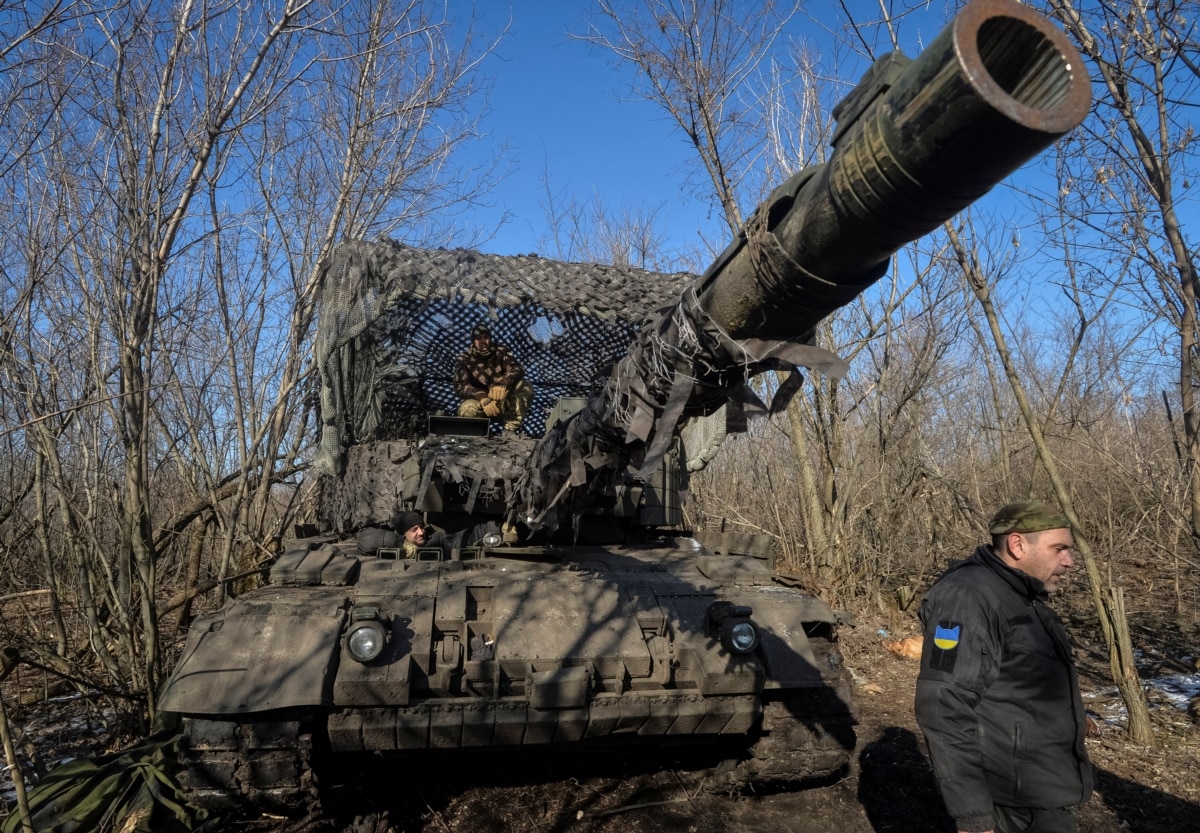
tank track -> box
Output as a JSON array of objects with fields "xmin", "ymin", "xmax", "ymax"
[
  {"xmin": 177, "ymin": 711, "xmax": 321, "ymax": 815},
  {"xmin": 175, "ymin": 646, "xmax": 853, "ymax": 808},
  {"xmin": 720, "ymin": 690, "xmax": 856, "ymax": 787},
  {"xmin": 706, "ymin": 640, "xmax": 857, "ymax": 792}
]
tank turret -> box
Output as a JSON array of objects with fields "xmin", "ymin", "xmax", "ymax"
[{"xmin": 158, "ymin": 0, "xmax": 1089, "ymax": 815}]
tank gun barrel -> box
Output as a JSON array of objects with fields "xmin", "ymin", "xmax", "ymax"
[
  {"xmin": 516, "ymin": 0, "xmax": 1089, "ymax": 532},
  {"xmin": 700, "ymin": 0, "xmax": 1090, "ymax": 340}
]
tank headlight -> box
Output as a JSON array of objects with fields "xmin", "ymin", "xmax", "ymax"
[
  {"xmin": 346, "ymin": 607, "xmax": 388, "ymax": 663},
  {"xmin": 723, "ymin": 619, "xmax": 760, "ymax": 654},
  {"xmin": 482, "ymin": 531, "xmax": 503, "ymax": 547},
  {"xmin": 707, "ymin": 601, "xmax": 759, "ymax": 655}
]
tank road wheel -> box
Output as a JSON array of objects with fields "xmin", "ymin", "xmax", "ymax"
[{"xmin": 177, "ymin": 711, "xmax": 324, "ymax": 816}]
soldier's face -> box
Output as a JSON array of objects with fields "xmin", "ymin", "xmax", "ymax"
[
  {"xmin": 404, "ymin": 525, "xmax": 426, "ymax": 545},
  {"xmin": 1012, "ymin": 527, "xmax": 1075, "ymax": 590},
  {"xmin": 473, "ymin": 333, "xmax": 491, "ymax": 351}
]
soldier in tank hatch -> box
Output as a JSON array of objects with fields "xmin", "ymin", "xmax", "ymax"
[
  {"xmin": 393, "ymin": 510, "xmax": 446, "ymax": 559},
  {"xmin": 454, "ymin": 323, "xmax": 533, "ymax": 432},
  {"xmin": 392, "ymin": 509, "xmax": 501, "ymax": 559}
]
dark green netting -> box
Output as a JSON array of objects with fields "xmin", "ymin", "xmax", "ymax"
[{"xmin": 313, "ymin": 240, "xmax": 850, "ymax": 534}]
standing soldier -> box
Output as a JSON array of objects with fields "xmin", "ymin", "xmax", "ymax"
[
  {"xmin": 454, "ymin": 323, "xmax": 533, "ymax": 432},
  {"xmin": 915, "ymin": 501, "xmax": 1092, "ymax": 833}
]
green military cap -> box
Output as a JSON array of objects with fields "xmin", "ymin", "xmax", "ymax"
[{"xmin": 988, "ymin": 500, "xmax": 1071, "ymax": 535}]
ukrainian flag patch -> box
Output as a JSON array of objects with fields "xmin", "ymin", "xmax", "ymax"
[
  {"xmin": 934, "ymin": 624, "xmax": 960, "ymax": 649},
  {"xmin": 930, "ymin": 622, "xmax": 961, "ymax": 672}
]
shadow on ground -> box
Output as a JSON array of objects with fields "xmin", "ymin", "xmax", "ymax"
[
  {"xmin": 857, "ymin": 726, "xmax": 951, "ymax": 833},
  {"xmin": 1091, "ymin": 765, "xmax": 1200, "ymax": 833},
  {"xmin": 853, "ymin": 731, "xmax": 1200, "ymax": 833}
]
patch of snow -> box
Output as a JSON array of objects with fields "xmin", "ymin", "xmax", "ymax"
[{"xmin": 1145, "ymin": 672, "xmax": 1200, "ymax": 710}]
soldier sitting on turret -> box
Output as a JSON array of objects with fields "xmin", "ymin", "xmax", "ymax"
[{"xmin": 454, "ymin": 323, "xmax": 533, "ymax": 432}]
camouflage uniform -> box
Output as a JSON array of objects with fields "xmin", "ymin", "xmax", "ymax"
[{"xmin": 454, "ymin": 341, "xmax": 533, "ymax": 430}]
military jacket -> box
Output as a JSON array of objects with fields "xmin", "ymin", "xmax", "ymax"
[
  {"xmin": 454, "ymin": 344, "xmax": 525, "ymax": 401},
  {"xmin": 914, "ymin": 545, "xmax": 1092, "ymax": 833}
]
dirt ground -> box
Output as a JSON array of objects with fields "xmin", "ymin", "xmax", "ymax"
[{"xmin": 3, "ymin": 611, "xmax": 1198, "ymax": 833}]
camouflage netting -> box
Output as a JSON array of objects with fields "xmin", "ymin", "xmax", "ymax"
[
  {"xmin": 313, "ymin": 240, "xmax": 696, "ymax": 477},
  {"xmin": 515, "ymin": 282, "xmax": 850, "ymax": 532},
  {"xmin": 314, "ymin": 237, "xmax": 853, "ymax": 535}
]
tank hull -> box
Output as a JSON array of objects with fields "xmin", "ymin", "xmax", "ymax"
[{"xmin": 163, "ymin": 532, "xmax": 854, "ymax": 810}]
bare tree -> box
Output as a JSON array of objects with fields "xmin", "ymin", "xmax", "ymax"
[
  {"xmin": 0, "ymin": 0, "xmax": 97, "ymax": 181},
  {"xmin": 948, "ymin": 213, "xmax": 1155, "ymax": 744},
  {"xmin": 0, "ymin": 0, "xmax": 501, "ymax": 726},
  {"xmin": 582, "ymin": 0, "xmax": 803, "ymax": 237},
  {"xmin": 1044, "ymin": 0, "xmax": 1200, "ymax": 546},
  {"xmin": 197, "ymin": 0, "xmax": 502, "ymax": 593},
  {"xmin": 535, "ymin": 166, "xmax": 677, "ymax": 269}
]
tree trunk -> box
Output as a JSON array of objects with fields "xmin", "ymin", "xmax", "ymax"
[{"xmin": 952, "ymin": 224, "xmax": 1154, "ymax": 745}]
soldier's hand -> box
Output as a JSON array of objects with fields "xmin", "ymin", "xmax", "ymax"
[
  {"xmin": 488, "ymin": 385, "xmax": 509, "ymax": 402},
  {"xmin": 482, "ymin": 398, "xmax": 501, "ymax": 417}
]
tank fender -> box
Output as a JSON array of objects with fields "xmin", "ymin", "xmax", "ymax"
[
  {"xmin": 159, "ymin": 589, "xmax": 350, "ymax": 715},
  {"xmin": 745, "ymin": 593, "xmax": 842, "ymax": 688}
]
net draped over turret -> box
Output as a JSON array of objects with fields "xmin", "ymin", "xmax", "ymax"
[
  {"xmin": 311, "ymin": 244, "xmax": 711, "ymax": 535},
  {"xmin": 312, "ymin": 243, "xmax": 694, "ymax": 473},
  {"xmin": 311, "ymin": 242, "xmax": 845, "ymax": 536}
]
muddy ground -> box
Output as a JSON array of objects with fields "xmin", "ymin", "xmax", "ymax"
[{"xmin": 3, "ymin": 611, "xmax": 1198, "ymax": 833}]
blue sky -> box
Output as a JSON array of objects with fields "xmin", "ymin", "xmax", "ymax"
[
  {"xmin": 456, "ymin": 0, "xmax": 1013, "ymax": 263},
  {"xmin": 455, "ymin": 0, "xmax": 1197, "ymax": 293},
  {"xmin": 463, "ymin": 2, "xmax": 705, "ymax": 258}
]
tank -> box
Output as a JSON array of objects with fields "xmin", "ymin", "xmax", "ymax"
[{"xmin": 157, "ymin": 0, "xmax": 1090, "ymax": 812}]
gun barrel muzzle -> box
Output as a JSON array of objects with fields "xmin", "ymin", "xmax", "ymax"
[{"xmin": 701, "ymin": 0, "xmax": 1091, "ymax": 339}]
